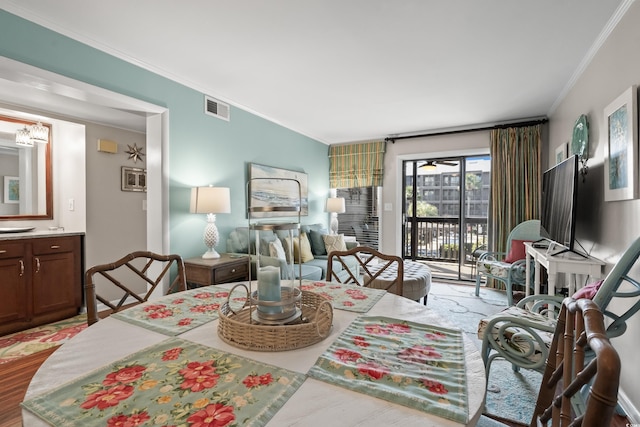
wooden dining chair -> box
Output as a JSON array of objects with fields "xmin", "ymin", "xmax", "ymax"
[
  {"xmin": 326, "ymin": 246, "xmax": 403, "ymax": 296},
  {"xmin": 478, "ymin": 297, "xmax": 621, "ymax": 427},
  {"xmin": 531, "ymin": 297, "xmax": 620, "ymax": 427},
  {"xmin": 84, "ymin": 251, "xmax": 187, "ymax": 325}
]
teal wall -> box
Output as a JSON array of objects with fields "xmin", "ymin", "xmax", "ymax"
[{"xmin": 0, "ymin": 10, "xmax": 330, "ymax": 258}]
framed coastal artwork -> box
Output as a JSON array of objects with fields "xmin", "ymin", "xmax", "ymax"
[
  {"xmin": 249, "ymin": 163, "xmax": 308, "ymax": 217},
  {"xmin": 603, "ymin": 86, "xmax": 638, "ymax": 201},
  {"xmin": 3, "ymin": 176, "xmax": 19, "ymax": 203}
]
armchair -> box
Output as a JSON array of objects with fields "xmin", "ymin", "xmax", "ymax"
[
  {"xmin": 475, "ymin": 219, "xmax": 541, "ymax": 306},
  {"xmin": 478, "ymin": 235, "xmax": 640, "ymax": 390}
]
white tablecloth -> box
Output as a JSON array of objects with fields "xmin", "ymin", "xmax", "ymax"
[{"xmin": 23, "ymin": 283, "xmax": 485, "ymax": 427}]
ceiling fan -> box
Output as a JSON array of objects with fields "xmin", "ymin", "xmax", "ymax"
[{"xmin": 419, "ymin": 160, "xmax": 458, "ymax": 169}]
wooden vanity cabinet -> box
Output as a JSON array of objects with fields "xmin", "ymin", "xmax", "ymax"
[{"xmin": 0, "ymin": 234, "xmax": 83, "ymax": 336}]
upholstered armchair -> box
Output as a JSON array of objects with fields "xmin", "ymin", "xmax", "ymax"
[{"xmin": 475, "ymin": 219, "xmax": 541, "ymax": 306}]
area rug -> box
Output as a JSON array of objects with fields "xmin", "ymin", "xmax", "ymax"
[
  {"xmin": 0, "ymin": 314, "xmax": 87, "ymax": 365},
  {"xmin": 427, "ymin": 282, "xmax": 541, "ymax": 425}
]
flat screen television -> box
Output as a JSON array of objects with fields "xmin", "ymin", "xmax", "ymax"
[{"xmin": 540, "ymin": 155, "xmax": 580, "ymax": 255}]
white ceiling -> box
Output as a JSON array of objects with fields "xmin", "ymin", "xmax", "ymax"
[{"xmin": 0, "ymin": 0, "xmax": 631, "ymax": 144}]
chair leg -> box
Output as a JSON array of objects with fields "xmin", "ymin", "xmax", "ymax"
[{"xmin": 475, "ymin": 274, "xmax": 482, "ymax": 296}]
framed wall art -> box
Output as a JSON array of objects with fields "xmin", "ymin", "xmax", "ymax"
[
  {"xmin": 555, "ymin": 143, "xmax": 568, "ymax": 165},
  {"xmin": 603, "ymin": 86, "xmax": 638, "ymax": 201},
  {"xmin": 249, "ymin": 163, "xmax": 308, "ymax": 217},
  {"xmin": 3, "ymin": 176, "xmax": 19, "ymax": 203},
  {"xmin": 121, "ymin": 166, "xmax": 147, "ymax": 192}
]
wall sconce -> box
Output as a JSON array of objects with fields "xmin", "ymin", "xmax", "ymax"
[
  {"xmin": 325, "ymin": 197, "xmax": 346, "ymax": 235},
  {"xmin": 190, "ymin": 186, "xmax": 231, "ymax": 259}
]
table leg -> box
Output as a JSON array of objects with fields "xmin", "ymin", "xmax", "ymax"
[
  {"xmin": 525, "ymin": 252, "xmax": 531, "ymax": 298},
  {"xmin": 534, "ymin": 260, "xmax": 541, "ymax": 296},
  {"xmin": 547, "ymin": 268, "xmax": 556, "ymax": 297}
]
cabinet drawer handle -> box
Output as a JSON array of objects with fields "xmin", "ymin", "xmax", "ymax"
[
  {"xmin": 0, "ymin": 250, "xmax": 6, "ymax": 254},
  {"xmin": 231, "ymin": 268, "xmax": 236, "ymax": 273},
  {"xmin": 51, "ymin": 245, "xmax": 61, "ymax": 249},
  {"xmin": 35, "ymin": 257, "xmax": 41, "ymax": 273},
  {"xmin": 19, "ymin": 260, "xmax": 24, "ymax": 276}
]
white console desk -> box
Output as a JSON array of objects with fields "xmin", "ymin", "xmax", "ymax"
[{"xmin": 524, "ymin": 242, "xmax": 605, "ymax": 298}]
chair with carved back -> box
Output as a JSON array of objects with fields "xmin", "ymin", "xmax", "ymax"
[
  {"xmin": 326, "ymin": 246, "xmax": 403, "ymax": 296},
  {"xmin": 478, "ymin": 297, "xmax": 621, "ymax": 427},
  {"xmin": 84, "ymin": 251, "xmax": 187, "ymax": 325},
  {"xmin": 477, "ymin": 235, "xmax": 640, "ymax": 396}
]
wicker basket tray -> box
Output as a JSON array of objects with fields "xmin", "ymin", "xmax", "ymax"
[{"xmin": 218, "ymin": 290, "xmax": 333, "ymax": 352}]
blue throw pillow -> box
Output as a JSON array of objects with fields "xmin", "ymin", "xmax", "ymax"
[{"xmin": 309, "ymin": 229, "xmax": 329, "ymax": 256}]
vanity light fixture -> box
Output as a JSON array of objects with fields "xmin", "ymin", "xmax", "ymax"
[
  {"xmin": 15, "ymin": 121, "xmax": 49, "ymax": 147},
  {"xmin": 15, "ymin": 126, "xmax": 33, "ymax": 147},
  {"xmin": 29, "ymin": 121, "xmax": 49, "ymax": 143}
]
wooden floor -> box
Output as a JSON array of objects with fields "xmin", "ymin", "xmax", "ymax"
[
  {"xmin": 0, "ymin": 347, "xmax": 57, "ymax": 427},
  {"xmin": 0, "ymin": 321, "xmax": 633, "ymax": 427}
]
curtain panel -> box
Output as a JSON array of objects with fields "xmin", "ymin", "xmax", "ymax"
[
  {"xmin": 328, "ymin": 141, "xmax": 386, "ymax": 188},
  {"xmin": 489, "ymin": 125, "xmax": 541, "ymax": 255}
]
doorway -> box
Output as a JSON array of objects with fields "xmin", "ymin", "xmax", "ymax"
[{"xmin": 402, "ymin": 156, "xmax": 490, "ymax": 281}]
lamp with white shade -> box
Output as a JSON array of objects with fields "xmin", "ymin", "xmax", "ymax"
[
  {"xmin": 190, "ymin": 186, "xmax": 231, "ymax": 259},
  {"xmin": 325, "ymin": 197, "xmax": 345, "ymax": 235}
]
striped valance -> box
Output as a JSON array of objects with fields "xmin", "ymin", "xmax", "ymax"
[{"xmin": 329, "ymin": 141, "xmax": 386, "ymax": 188}]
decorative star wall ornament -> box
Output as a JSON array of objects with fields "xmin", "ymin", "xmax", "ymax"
[{"xmin": 125, "ymin": 143, "xmax": 145, "ymax": 163}]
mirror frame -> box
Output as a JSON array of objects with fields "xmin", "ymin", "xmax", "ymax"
[{"xmin": 0, "ymin": 115, "xmax": 53, "ymax": 220}]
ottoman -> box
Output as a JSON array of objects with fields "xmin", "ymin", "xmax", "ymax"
[{"xmin": 364, "ymin": 260, "xmax": 432, "ymax": 304}]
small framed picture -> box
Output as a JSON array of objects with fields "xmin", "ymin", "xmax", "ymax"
[
  {"xmin": 121, "ymin": 166, "xmax": 147, "ymax": 192},
  {"xmin": 555, "ymin": 143, "xmax": 568, "ymax": 165},
  {"xmin": 3, "ymin": 176, "xmax": 19, "ymax": 203}
]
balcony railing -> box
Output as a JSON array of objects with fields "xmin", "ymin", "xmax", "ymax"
[{"xmin": 404, "ymin": 216, "xmax": 487, "ymax": 264}]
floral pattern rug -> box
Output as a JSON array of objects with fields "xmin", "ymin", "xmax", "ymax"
[
  {"xmin": 22, "ymin": 337, "xmax": 306, "ymax": 427},
  {"xmin": 0, "ymin": 315, "xmax": 87, "ymax": 365},
  {"xmin": 307, "ymin": 315, "xmax": 468, "ymax": 423}
]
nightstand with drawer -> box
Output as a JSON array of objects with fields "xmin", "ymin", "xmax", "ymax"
[{"xmin": 184, "ymin": 254, "xmax": 250, "ymax": 288}]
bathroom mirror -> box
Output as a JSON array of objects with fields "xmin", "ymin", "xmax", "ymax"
[{"xmin": 0, "ymin": 115, "xmax": 52, "ymax": 220}]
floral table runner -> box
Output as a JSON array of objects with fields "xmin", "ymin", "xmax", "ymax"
[
  {"xmin": 22, "ymin": 337, "xmax": 306, "ymax": 427},
  {"xmin": 300, "ymin": 280, "xmax": 385, "ymax": 312},
  {"xmin": 307, "ymin": 315, "xmax": 469, "ymax": 423},
  {"xmin": 112, "ymin": 288, "xmax": 246, "ymax": 336}
]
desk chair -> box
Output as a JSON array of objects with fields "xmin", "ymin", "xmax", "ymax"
[
  {"xmin": 478, "ymin": 235, "xmax": 640, "ymax": 392},
  {"xmin": 85, "ymin": 251, "xmax": 187, "ymax": 325},
  {"xmin": 475, "ymin": 220, "xmax": 541, "ymax": 306},
  {"xmin": 327, "ymin": 246, "xmax": 403, "ymax": 296},
  {"xmin": 478, "ymin": 297, "xmax": 620, "ymax": 427}
]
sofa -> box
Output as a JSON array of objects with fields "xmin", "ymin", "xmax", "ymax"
[{"xmin": 226, "ymin": 223, "xmax": 359, "ymax": 282}]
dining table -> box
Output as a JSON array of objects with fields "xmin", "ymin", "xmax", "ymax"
[{"xmin": 22, "ymin": 279, "xmax": 486, "ymax": 427}]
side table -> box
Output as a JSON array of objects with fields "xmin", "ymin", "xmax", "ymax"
[{"xmin": 184, "ymin": 254, "xmax": 250, "ymax": 288}]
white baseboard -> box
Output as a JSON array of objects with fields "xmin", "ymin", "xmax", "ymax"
[{"xmin": 619, "ymin": 388, "xmax": 640, "ymax": 423}]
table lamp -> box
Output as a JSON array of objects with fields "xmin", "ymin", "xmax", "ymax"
[
  {"xmin": 325, "ymin": 197, "xmax": 345, "ymax": 235},
  {"xmin": 190, "ymin": 186, "xmax": 231, "ymax": 259}
]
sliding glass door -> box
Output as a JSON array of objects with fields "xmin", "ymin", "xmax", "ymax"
[{"xmin": 403, "ymin": 156, "xmax": 490, "ymax": 281}]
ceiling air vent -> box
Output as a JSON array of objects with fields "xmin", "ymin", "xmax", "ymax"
[{"xmin": 204, "ymin": 95, "xmax": 230, "ymax": 121}]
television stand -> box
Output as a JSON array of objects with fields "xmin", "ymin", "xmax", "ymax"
[{"xmin": 524, "ymin": 242, "xmax": 605, "ymax": 300}]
